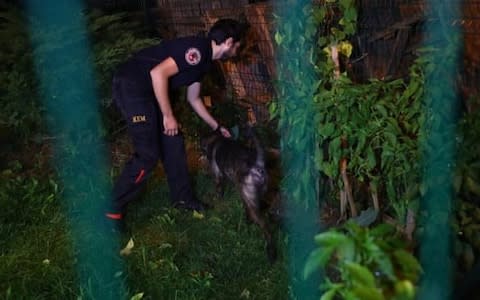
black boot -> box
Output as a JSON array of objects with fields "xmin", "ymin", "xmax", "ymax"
[{"xmin": 173, "ymin": 198, "xmax": 210, "ymax": 212}]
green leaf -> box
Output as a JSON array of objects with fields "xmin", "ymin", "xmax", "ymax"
[
  {"xmin": 304, "ymin": 247, "xmax": 336, "ymax": 279},
  {"xmin": 380, "ymin": 147, "xmax": 394, "ymax": 168},
  {"xmin": 344, "ymin": 262, "xmax": 376, "ymax": 288},
  {"xmin": 371, "ymin": 251, "xmax": 396, "ymax": 280},
  {"xmin": 314, "ymin": 231, "xmax": 349, "ymax": 247},
  {"xmin": 320, "ymin": 122, "xmax": 336, "ymax": 138},
  {"xmin": 374, "ymin": 103, "xmax": 388, "ymax": 118},
  {"xmin": 130, "ymin": 292, "xmax": 144, "ymax": 300},
  {"xmin": 393, "ymin": 249, "xmax": 422, "ymax": 281},
  {"xmin": 329, "ymin": 136, "xmax": 342, "ymax": 161},
  {"xmin": 351, "ymin": 286, "xmax": 385, "ymax": 300},
  {"xmin": 366, "ymin": 147, "xmax": 376, "ymax": 170},
  {"xmin": 403, "ymin": 80, "xmax": 420, "ymax": 100},
  {"xmin": 315, "ymin": 150, "xmax": 325, "ymax": 169},
  {"xmin": 274, "ymin": 31, "xmax": 284, "ymax": 45},
  {"xmin": 343, "ymin": 23, "xmax": 356, "ymax": 36},
  {"xmin": 320, "ymin": 289, "xmax": 337, "ymax": 300},
  {"xmin": 339, "ymin": 0, "xmax": 354, "ymax": 9},
  {"xmin": 337, "ymin": 239, "xmax": 356, "ymax": 262},
  {"xmin": 465, "ymin": 175, "xmax": 480, "ymax": 196},
  {"xmin": 344, "ymin": 7, "xmax": 358, "ymax": 23},
  {"xmin": 394, "ymin": 280, "xmax": 416, "ymax": 299},
  {"xmin": 357, "ymin": 131, "xmax": 367, "ymax": 151},
  {"xmin": 317, "ymin": 36, "xmax": 328, "ymax": 47},
  {"xmin": 386, "ymin": 180, "xmax": 396, "ymax": 201},
  {"xmin": 313, "ymin": 7, "xmax": 327, "ymax": 23},
  {"xmin": 370, "ymin": 223, "xmax": 395, "ymax": 237}
]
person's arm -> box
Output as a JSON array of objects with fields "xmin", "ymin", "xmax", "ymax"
[
  {"xmin": 187, "ymin": 82, "xmax": 231, "ymax": 138},
  {"xmin": 150, "ymin": 57, "xmax": 179, "ymax": 136}
]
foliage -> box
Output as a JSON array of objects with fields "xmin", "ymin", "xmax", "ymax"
[
  {"xmin": 454, "ymin": 110, "xmax": 480, "ymax": 204},
  {"xmin": 272, "ymin": 2, "xmax": 326, "ymax": 298},
  {"xmin": 455, "ymin": 200, "xmax": 480, "ymax": 271},
  {"xmin": 0, "ymin": 3, "xmax": 43, "ymax": 143},
  {"xmin": 273, "ymin": 0, "xmax": 326, "ymax": 210},
  {"xmin": 271, "ymin": 0, "xmax": 429, "ymax": 225},
  {"xmin": 0, "ymin": 3, "xmax": 159, "ymax": 148},
  {"xmin": 453, "ymin": 110, "xmax": 480, "ymax": 265},
  {"xmin": 273, "ymin": 1, "xmax": 478, "ymax": 298},
  {"xmin": 0, "ymin": 161, "xmax": 60, "ymax": 229},
  {"xmin": 315, "ymin": 70, "xmax": 424, "ymax": 205},
  {"xmin": 304, "ymin": 222, "xmax": 421, "ymax": 300},
  {"xmin": 0, "ymin": 161, "xmax": 77, "ymax": 299},
  {"xmin": 87, "ymin": 9, "xmax": 159, "ymax": 109},
  {"xmin": 31, "ymin": 8, "xmax": 159, "ymax": 137}
]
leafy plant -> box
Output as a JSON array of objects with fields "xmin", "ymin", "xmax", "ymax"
[
  {"xmin": 451, "ymin": 100, "xmax": 479, "ymax": 268},
  {"xmin": 451, "ymin": 92, "xmax": 480, "ymax": 274},
  {"xmin": 304, "ymin": 222, "xmax": 421, "ymax": 300},
  {"xmin": 272, "ymin": 0, "xmax": 425, "ymax": 225},
  {"xmin": 454, "ymin": 110, "xmax": 480, "ymax": 202},
  {"xmin": 0, "ymin": 3, "xmax": 44, "ymax": 144},
  {"xmin": 87, "ymin": 9, "xmax": 159, "ymax": 108},
  {"xmin": 272, "ymin": 0, "xmax": 324, "ymax": 210}
]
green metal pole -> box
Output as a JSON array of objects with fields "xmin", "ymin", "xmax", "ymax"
[
  {"xmin": 274, "ymin": 1, "xmax": 322, "ymax": 299},
  {"xmin": 418, "ymin": 1, "xmax": 461, "ymax": 299},
  {"xmin": 24, "ymin": 2, "xmax": 127, "ymax": 299}
]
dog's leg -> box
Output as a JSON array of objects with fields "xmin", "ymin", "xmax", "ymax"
[
  {"xmin": 243, "ymin": 207, "xmax": 254, "ymax": 224},
  {"xmin": 215, "ymin": 175, "xmax": 226, "ymax": 200},
  {"xmin": 243, "ymin": 201, "xmax": 277, "ymax": 263}
]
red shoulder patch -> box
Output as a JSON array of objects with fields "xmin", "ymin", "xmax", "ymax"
[{"xmin": 185, "ymin": 47, "xmax": 201, "ymax": 66}]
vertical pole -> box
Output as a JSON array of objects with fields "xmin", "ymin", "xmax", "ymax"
[
  {"xmin": 274, "ymin": 1, "xmax": 322, "ymax": 299},
  {"xmin": 418, "ymin": 0, "xmax": 461, "ymax": 299},
  {"xmin": 24, "ymin": 2, "xmax": 126, "ymax": 299}
]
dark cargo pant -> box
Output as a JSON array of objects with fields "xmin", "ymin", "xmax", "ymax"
[{"xmin": 109, "ymin": 72, "xmax": 195, "ymax": 214}]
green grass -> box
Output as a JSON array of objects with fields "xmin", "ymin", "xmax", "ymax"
[{"xmin": 0, "ymin": 169, "xmax": 288, "ymax": 300}]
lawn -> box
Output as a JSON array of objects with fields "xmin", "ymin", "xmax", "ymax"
[{"xmin": 0, "ymin": 146, "xmax": 289, "ymax": 300}]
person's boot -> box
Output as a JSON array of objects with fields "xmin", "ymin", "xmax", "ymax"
[{"xmin": 173, "ymin": 198, "xmax": 210, "ymax": 212}]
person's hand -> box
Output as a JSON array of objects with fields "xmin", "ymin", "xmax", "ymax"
[
  {"xmin": 163, "ymin": 115, "xmax": 179, "ymax": 136},
  {"xmin": 215, "ymin": 124, "xmax": 231, "ymax": 138}
]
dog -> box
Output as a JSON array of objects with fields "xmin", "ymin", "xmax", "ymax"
[{"xmin": 200, "ymin": 126, "xmax": 277, "ymax": 263}]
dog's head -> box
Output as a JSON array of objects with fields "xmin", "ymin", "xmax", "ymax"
[{"xmin": 199, "ymin": 131, "xmax": 223, "ymax": 161}]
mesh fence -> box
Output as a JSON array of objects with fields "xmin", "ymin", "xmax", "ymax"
[{"xmin": 147, "ymin": 0, "xmax": 480, "ymax": 121}]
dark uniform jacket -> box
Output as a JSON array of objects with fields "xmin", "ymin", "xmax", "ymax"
[{"xmin": 115, "ymin": 36, "xmax": 213, "ymax": 98}]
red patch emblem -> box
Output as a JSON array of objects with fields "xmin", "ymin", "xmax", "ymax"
[{"xmin": 185, "ymin": 48, "xmax": 201, "ymax": 65}]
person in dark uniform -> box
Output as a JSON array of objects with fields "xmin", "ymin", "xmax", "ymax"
[{"xmin": 105, "ymin": 19, "xmax": 247, "ymax": 224}]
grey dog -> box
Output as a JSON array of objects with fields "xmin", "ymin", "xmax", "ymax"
[{"xmin": 200, "ymin": 127, "xmax": 277, "ymax": 262}]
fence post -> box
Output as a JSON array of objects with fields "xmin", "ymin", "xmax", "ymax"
[
  {"xmin": 418, "ymin": 0, "xmax": 461, "ymax": 299},
  {"xmin": 274, "ymin": 1, "xmax": 322, "ymax": 298},
  {"xmin": 24, "ymin": 2, "xmax": 126, "ymax": 298}
]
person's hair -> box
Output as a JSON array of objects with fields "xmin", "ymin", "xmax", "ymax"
[{"xmin": 207, "ymin": 18, "xmax": 248, "ymax": 45}]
